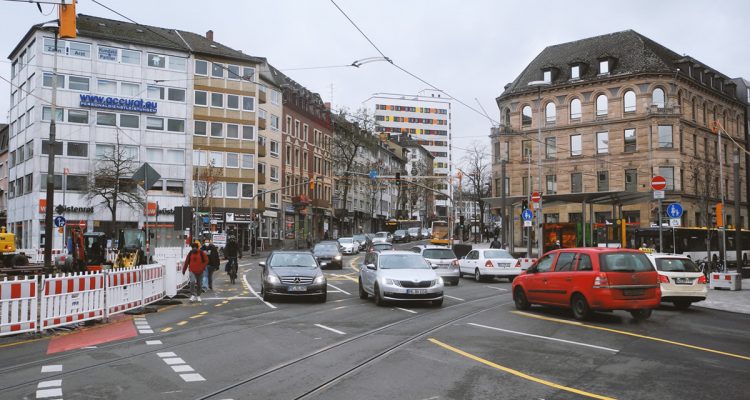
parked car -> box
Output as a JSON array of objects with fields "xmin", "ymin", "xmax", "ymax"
[
  {"xmin": 410, "ymin": 245, "xmax": 460, "ymax": 285},
  {"xmin": 338, "ymin": 237, "xmax": 360, "ymax": 255},
  {"xmin": 646, "ymin": 253, "xmax": 707, "ymax": 309},
  {"xmin": 370, "ymin": 243, "xmax": 394, "ymax": 252},
  {"xmin": 372, "ymin": 232, "xmax": 392, "ymax": 244},
  {"xmin": 407, "ymin": 227, "xmax": 422, "ymax": 241},
  {"xmin": 423, "ymin": 228, "xmax": 432, "ymax": 239},
  {"xmin": 313, "ymin": 241, "xmax": 343, "ymax": 269},
  {"xmin": 359, "ymin": 250, "xmax": 444, "ymax": 306},
  {"xmin": 459, "ymin": 248, "xmax": 520, "ymax": 282},
  {"xmin": 260, "ymin": 251, "xmax": 327, "ymax": 302},
  {"xmin": 353, "ymin": 234, "xmax": 370, "ymax": 249},
  {"xmin": 512, "ymin": 248, "xmax": 660, "ymax": 320},
  {"xmin": 393, "ymin": 230, "xmax": 409, "ymax": 243}
]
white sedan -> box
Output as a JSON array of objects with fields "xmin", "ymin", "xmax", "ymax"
[
  {"xmin": 646, "ymin": 253, "xmax": 707, "ymax": 309},
  {"xmin": 338, "ymin": 237, "xmax": 360, "ymax": 255},
  {"xmin": 458, "ymin": 248, "xmax": 520, "ymax": 282}
]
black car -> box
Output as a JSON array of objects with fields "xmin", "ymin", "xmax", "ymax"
[
  {"xmin": 393, "ymin": 229, "xmax": 409, "ymax": 243},
  {"xmin": 260, "ymin": 251, "xmax": 327, "ymax": 302},
  {"xmin": 313, "ymin": 241, "xmax": 343, "ymax": 269}
]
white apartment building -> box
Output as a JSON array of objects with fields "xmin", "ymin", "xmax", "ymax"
[{"xmin": 367, "ymin": 91, "xmax": 452, "ymax": 217}]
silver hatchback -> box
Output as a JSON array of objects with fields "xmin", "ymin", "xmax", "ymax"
[{"xmin": 411, "ymin": 245, "xmax": 460, "ymax": 285}]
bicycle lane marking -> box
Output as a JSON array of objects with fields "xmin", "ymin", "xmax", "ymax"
[
  {"xmin": 511, "ymin": 311, "xmax": 750, "ymax": 361},
  {"xmin": 242, "ymin": 272, "xmax": 277, "ymax": 309}
]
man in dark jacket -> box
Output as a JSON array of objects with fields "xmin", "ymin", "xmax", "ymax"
[
  {"xmin": 224, "ymin": 237, "xmax": 239, "ymax": 284},
  {"xmin": 182, "ymin": 242, "xmax": 208, "ymax": 302},
  {"xmin": 490, "ymin": 236, "xmax": 502, "ymax": 249},
  {"xmin": 201, "ymin": 240, "xmax": 221, "ymax": 290}
]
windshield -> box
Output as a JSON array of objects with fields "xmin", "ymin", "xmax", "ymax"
[
  {"xmin": 375, "ymin": 232, "xmax": 387, "ymax": 238},
  {"xmin": 395, "ymin": 230, "xmax": 406, "ymax": 235},
  {"xmin": 374, "ymin": 244, "xmax": 393, "ymax": 250},
  {"xmin": 408, "ymin": 228, "xmax": 419, "ymax": 233},
  {"xmin": 655, "ymin": 258, "xmax": 700, "ymax": 272},
  {"xmin": 599, "ymin": 252, "xmax": 654, "ymax": 272},
  {"xmin": 353, "ymin": 235, "xmax": 366, "ymax": 241},
  {"xmin": 314, "ymin": 244, "xmax": 338, "ymax": 253},
  {"xmin": 484, "ymin": 250, "xmax": 513, "ymax": 259},
  {"xmin": 339, "ymin": 238, "xmax": 353, "ymax": 244},
  {"xmin": 422, "ymin": 249, "xmax": 456, "ymax": 260},
  {"xmin": 380, "ymin": 254, "xmax": 430, "ymax": 270},
  {"xmin": 269, "ymin": 253, "xmax": 317, "ymax": 268}
]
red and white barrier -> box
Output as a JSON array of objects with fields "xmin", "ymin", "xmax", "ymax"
[
  {"xmin": 142, "ymin": 264, "xmax": 165, "ymax": 304},
  {"xmin": 40, "ymin": 272, "xmax": 105, "ymax": 330},
  {"xmin": 105, "ymin": 268, "xmax": 143, "ymax": 317},
  {"xmin": 0, "ymin": 276, "xmax": 37, "ymax": 336}
]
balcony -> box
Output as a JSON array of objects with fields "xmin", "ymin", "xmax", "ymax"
[
  {"xmin": 258, "ymin": 90, "xmax": 267, "ymax": 104},
  {"xmin": 648, "ymin": 104, "xmax": 681, "ymax": 116},
  {"xmin": 312, "ymin": 198, "xmax": 331, "ymax": 209},
  {"xmin": 258, "ymin": 172, "xmax": 266, "ymax": 184},
  {"xmin": 258, "ymin": 116, "xmax": 267, "ymax": 130},
  {"xmin": 258, "ymin": 143, "xmax": 267, "ymax": 157}
]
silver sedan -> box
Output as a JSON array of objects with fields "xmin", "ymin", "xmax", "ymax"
[{"xmin": 358, "ymin": 251, "xmax": 444, "ymax": 307}]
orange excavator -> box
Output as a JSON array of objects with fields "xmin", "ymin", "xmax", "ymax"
[{"xmin": 62, "ymin": 227, "xmax": 110, "ymax": 272}]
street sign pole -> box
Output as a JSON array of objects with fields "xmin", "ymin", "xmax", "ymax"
[
  {"xmin": 658, "ymin": 199, "xmax": 663, "ymax": 253},
  {"xmin": 651, "ymin": 176, "xmax": 667, "ymax": 253}
]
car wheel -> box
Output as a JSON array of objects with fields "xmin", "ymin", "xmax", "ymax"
[
  {"xmin": 319, "ymin": 291, "xmax": 327, "ymax": 303},
  {"xmin": 475, "ymin": 269, "xmax": 482, "ymax": 282},
  {"xmin": 374, "ymin": 284, "xmax": 385, "ymax": 306},
  {"xmin": 571, "ymin": 294, "xmax": 591, "ymax": 321},
  {"xmin": 262, "ymin": 286, "xmax": 272, "ymax": 302},
  {"xmin": 432, "ymin": 298, "xmax": 443, "ymax": 307},
  {"xmin": 630, "ymin": 309, "xmax": 653, "ymax": 320},
  {"xmin": 673, "ymin": 301, "xmax": 691, "ymax": 310},
  {"xmin": 513, "ymin": 287, "xmax": 530, "ymax": 310},
  {"xmin": 358, "ymin": 279, "xmax": 369, "ymax": 299}
]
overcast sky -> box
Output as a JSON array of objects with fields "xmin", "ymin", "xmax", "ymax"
[{"xmin": 2, "ymin": 0, "xmax": 749, "ymax": 164}]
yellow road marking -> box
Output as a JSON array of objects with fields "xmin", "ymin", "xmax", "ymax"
[
  {"xmin": 215, "ymin": 304, "xmax": 223, "ymax": 307},
  {"xmin": 199, "ymin": 311, "xmax": 208, "ymax": 315},
  {"xmin": 0, "ymin": 337, "xmax": 46, "ymax": 349},
  {"xmin": 189, "ymin": 314, "xmax": 205, "ymax": 319},
  {"xmin": 177, "ymin": 321, "xmax": 188, "ymax": 326},
  {"xmin": 350, "ymin": 257, "xmax": 361, "ymax": 272},
  {"xmin": 512, "ymin": 311, "xmax": 750, "ymax": 361},
  {"xmin": 222, "ymin": 300, "xmax": 229, "ymax": 304},
  {"xmin": 428, "ymin": 338, "xmax": 616, "ymax": 400},
  {"xmin": 160, "ymin": 327, "xmax": 173, "ymax": 333}
]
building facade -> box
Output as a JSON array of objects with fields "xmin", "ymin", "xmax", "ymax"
[
  {"xmin": 490, "ymin": 30, "xmax": 747, "ymax": 250},
  {"xmin": 257, "ymin": 61, "xmax": 284, "ymax": 248},
  {"xmin": 367, "ymin": 91, "xmax": 452, "ymax": 218},
  {"xmin": 396, "ymin": 139, "xmax": 435, "ymax": 222},
  {"xmin": 0, "ymin": 124, "xmax": 8, "ymax": 228}
]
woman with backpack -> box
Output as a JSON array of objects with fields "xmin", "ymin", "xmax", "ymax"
[{"xmin": 182, "ymin": 241, "xmax": 208, "ymax": 302}]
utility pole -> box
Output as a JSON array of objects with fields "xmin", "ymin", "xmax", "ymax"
[
  {"xmin": 500, "ymin": 158, "xmax": 507, "ymax": 247},
  {"xmin": 734, "ymin": 150, "xmax": 741, "ymax": 269},
  {"xmin": 43, "ymin": 28, "xmax": 59, "ymax": 271}
]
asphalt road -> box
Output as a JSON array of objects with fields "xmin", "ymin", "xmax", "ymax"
[{"xmin": 1, "ymin": 240, "xmax": 749, "ymax": 400}]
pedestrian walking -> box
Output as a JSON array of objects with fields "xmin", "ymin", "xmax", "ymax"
[
  {"xmin": 201, "ymin": 240, "xmax": 220, "ymax": 290},
  {"xmin": 490, "ymin": 236, "xmax": 502, "ymax": 249},
  {"xmin": 182, "ymin": 241, "xmax": 208, "ymax": 302},
  {"xmin": 224, "ymin": 237, "xmax": 239, "ymax": 284}
]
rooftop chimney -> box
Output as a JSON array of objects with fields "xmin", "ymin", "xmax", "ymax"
[{"xmin": 206, "ymin": 30, "xmax": 214, "ymax": 41}]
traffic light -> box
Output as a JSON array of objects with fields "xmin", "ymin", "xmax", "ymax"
[
  {"xmin": 59, "ymin": 0, "xmax": 77, "ymax": 39},
  {"xmin": 522, "ymin": 199, "xmax": 529, "ymax": 210},
  {"xmin": 716, "ymin": 202, "xmax": 724, "ymax": 227},
  {"xmin": 395, "ymin": 172, "xmax": 401, "ymax": 186},
  {"xmin": 309, "ymin": 180, "xmax": 315, "ymax": 190}
]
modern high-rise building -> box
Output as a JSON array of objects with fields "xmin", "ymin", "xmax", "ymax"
[{"xmin": 366, "ymin": 91, "xmax": 452, "ymax": 218}]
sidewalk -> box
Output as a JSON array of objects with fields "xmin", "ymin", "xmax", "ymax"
[{"xmin": 694, "ymin": 279, "xmax": 750, "ymax": 314}]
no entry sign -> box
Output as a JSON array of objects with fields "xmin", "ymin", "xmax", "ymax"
[
  {"xmin": 531, "ymin": 192, "xmax": 541, "ymax": 203},
  {"xmin": 651, "ymin": 176, "xmax": 667, "ymax": 191}
]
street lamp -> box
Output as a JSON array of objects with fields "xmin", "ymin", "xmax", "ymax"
[{"xmin": 528, "ymin": 80, "xmax": 551, "ymax": 257}]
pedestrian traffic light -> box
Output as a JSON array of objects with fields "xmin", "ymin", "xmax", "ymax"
[
  {"xmin": 395, "ymin": 172, "xmax": 401, "ymax": 186},
  {"xmin": 522, "ymin": 199, "xmax": 528, "ymax": 210}
]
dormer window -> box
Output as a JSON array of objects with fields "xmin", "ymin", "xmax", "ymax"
[
  {"xmin": 599, "ymin": 60, "xmax": 609, "ymax": 75},
  {"xmin": 571, "ymin": 65, "xmax": 580, "ymax": 80},
  {"xmin": 543, "ymin": 70, "xmax": 552, "ymax": 83}
]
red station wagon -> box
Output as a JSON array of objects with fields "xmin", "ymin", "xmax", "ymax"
[{"xmin": 512, "ymin": 248, "xmax": 661, "ymax": 320}]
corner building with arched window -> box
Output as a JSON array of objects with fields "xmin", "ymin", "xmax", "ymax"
[{"xmin": 489, "ymin": 30, "xmax": 748, "ymax": 251}]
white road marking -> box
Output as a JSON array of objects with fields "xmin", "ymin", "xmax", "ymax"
[
  {"xmin": 243, "ymin": 273, "xmax": 277, "ymax": 309},
  {"xmin": 35, "ymin": 388, "xmax": 62, "ymax": 398},
  {"xmin": 172, "ymin": 365, "xmax": 195, "ymax": 373},
  {"xmin": 467, "ymin": 323, "xmax": 619, "ymax": 353},
  {"xmin": 444, "ymin": 295, "xmax": 465, "ymax": 301},
  {"xmin": 198, "ymin": 297, "xmax": 257, "ymax": 300},
  {"xmin": 157, "ymin": 352, "xmax": 177, "ymax": 358},
  {"xmin": 314, "ymin": 323, "xmax": 346, "ymax": 335},
  {"xmin": 486, "ymin": 286, "xmax": 508, "ymax": 291},
  {"xmin": 163, "ymin": 357, "xmax": 186, "ymax": 365},
  {"xmin": 146, "ymin": 340, "xmax": 162, "ymax": 345},
  {"xmin": 180, "ymin": 373, "xmax": 206, "ymax": 382},
  {"xmin": 82, "ymin": 346, "xmax": 98, "ymax": 349},
  {"xmin": 333, "ymin": 306, "xmax": 348, "ymax": 310},
  {"xmin": 396, "ymin": 307, "xmax": 417, "ymax": 314},
  {"xmin": 37, "ymin": 380, "xmax": 62, "ymax": 388},
  {"xmin": 327, "ymin": 283, "xmax": 351, "ymax": 295},
  {"xmin": 40, "ymin": 365, "xmax": 62, "ymax": 373},
  {"xmin": 139, "ymin": 329, "xmax": 154, "ymax": 334}
]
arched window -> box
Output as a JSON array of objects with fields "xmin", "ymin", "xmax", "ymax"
[
  {"xmin": 503, "ymin": 108, "xmax": 511, "ymax": 127},
  {"xmin": 596, "ymin": 94, "xmax": 608, "ymax": 116},
  {"xmin": 521, "ymin": 105, "xmax": 532, "ymax": 127},
  {"xmin": 570, "ymin": 98, "xmax": 582, "ymax": 120},
  {"xmin": 652, "ymin": 87, "xmax": 665, "ymax": 109},
  {"xmin": 623, "ymin": 90, "xmax": 636, "ymax": 113},
  {"xmin": 545, "ymin": 102, "xmax": 556, "ymax": 124}
]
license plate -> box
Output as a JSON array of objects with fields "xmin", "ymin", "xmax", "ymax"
[
  {"xmin": 407, "ymin": 289, "xmax": 427, "ymax": 295},
  {"xmin": 288, "ymin": 286, "xmax": 307, "ymax": 292},
  {"xmin": 623, "ymin": 289, "xmax": 645, "ymax": 297},
  {"xmin": 497, "ymin": 263, "xmax": 511, "ymax": 268},
  {"xmin": 674, "ymin": 277, "xmax": 693, "ymax": 285},
  {"xmin": 320, "ymin": 262, "xmax": 328, "ymax": 266}
]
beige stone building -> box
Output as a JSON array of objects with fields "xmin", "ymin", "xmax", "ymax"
[
  {"xmin": 489, "ymin": 30, "xmax": 747, "ymax": 251},
  {"xmin": 257, "ymin": 61, "xmax": 284, "ymax": 247}
]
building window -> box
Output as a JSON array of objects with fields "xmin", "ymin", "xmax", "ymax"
[
  {"xmin": 227, "ymin": 94, "xmax": 239, "ymax": 110},
  {"xmin": 596, "ymin": 131, "xmax": 608, "ymax": 154},
  {"xmin": 225, "ymin": 182, "xmax": 238, "ymax": 198},
  {"xmin": 623, "ymin": 90, "xmax": 636, "ymax": 113},
  {"xmin": 225, "ymin": 124, "xmax": 239, "ymax": 139},
  {"xmin": 599, "ymin": 60, "xmax": 609, "ymax": 75},
  {"xmin": 167, "ymin": 88, "xmax": 185, "ymax": 102},
  {"xmin": 120, "ymin": 114, "xmax": 140, "ymax": 129},
  {"xmin": 522, "ymin": 140, "xmax": 532, "ymax": 160},
  {"xmin": 96, "ymin": 112, "xmax": 116, "ymax": 126},
  {"xmin": 624, "ymin": 128, "xmax": 636, "ymax": 152},
  {"xmin": 67, "ymin": 109, "xmax": 89, "ymax": 124},
  {"xmin": 209, "ymin": 152, "xmax": 223, "ymax": 167},
  {"xmin": 226, "ymin": 153, "xmax": 239, "ymax": 168},
  {"xmin": 521, "ymin": 105, "xmax": 532, "ymax": 127},
  {"xmin": 270, "ymin": 140, "xmax": 279, "ymax": 157},
  {"xmin": 166, "ymin": 149, "xmax": 184, "ymax": 164},
  {"xmin": 596, "ymin": 94, "xmax": 608, "ymax": 116},
  {"xmin": 270, "ymin": 115, "xmax": 280, "ymax": 131},
  {"xmin": 652, "ymin": 87, "xmax": 666, "ymax": 109},
  {"xmin": 68, "ymin": 76, "xmax": 90, "ymax": 91},
  {"xmin": 241, "ymin": 183, "xmax": 254, "ymax": 198},
  {"xmin": 242, "ymin": 67, "xmax": 255, "ymax": 81},
  {"xmin": 545, "ymin": 137, "xmax": 556, "ymax": 159},
  {"xmin": 211, "ymin": 93, "xmax": 223, "ymax": 108},
  {"xmin": 543, "ymin": 70, "xmax": 552, "ymax": 83},
  {"xmin": 571, "ymin": 173, "xmax": 582, "ymax": 193},
  {"xmin": 194, "ymin": 60, "xmax": 208, "ymax": 75},
  {"xmin": 211, "ymin": 63, "xmax": 224, "ymax": 78},
  {"xmin": 227, "ymin": 65, "xmax": 241, "ymax": 80},
  {"xmin": 570, "ymin": 99, "xmax": 582, "ymax": 120},
  {"xmin": 659, "ymin": 167, "xmax": 675, "ymax": 190},
  {"xmin": 120, "ymin": 82, "xmax": 140, "ymax": 97},
  {"xmin": 241, "ymin": 154, "xmax": 254, "ymax": 169},
  {"xmin": 167, "ymin": 119, "xmax": 185, "ymax": 132},
  {"xmin": 146, "ymin": 148, "xmax": 163, "ymax": 162},
  {"xmin": 597, "ymin": 171, "xmax": 609, "ymax": 192},
  {"xmin": 242, "ymin": 125, "xmax": 255, "ymax": 140},
  {"xmin": 625, "ymin": 169, "xmax": 637, "ymax": 192},
  {"xmin": 546, "ymin": 175, "xmax": 557, "ymax": 194},
  {"xmin": 210, "ymin": 122, "xmax": 223, "ymax": 138},
  {"xmin": 545, "ymin": 102, "xmax": 556, "ymax": 124},
  {"xmin": 570, "ymin": 65, "xmax": 580, "ymax": 80},
  {"xmin": 195, "ymin": 90, "xmax": 207, "ymax": 106},
  {"xmin": 658, "ymin": 125, "xmax": 673, "ymax": 148},
  {"xmin": 570, "ymin": 134, "xmax": 582, "ymax": 156},
  {"xmin": 121, "ymin": 49, "xmax": 140, "ymax": 65},
  {"xmin": 242, "ymin": 96, "xmax": 256, "ymax": 111},
  {"xmin": 147, "ymin": 53, "xmax": 166, "ymax": 68},
  {"xmin": 522, "ymin": 176, "xmax": 528, "ymax": 196},
  {"xmin": 98, "ymin": 79, "xmax": 117, "ymax": 95},
  {"xmin": 194, "ymin": 121, "xmax": 207, "ymax": 136},
  {"xmin": 146, "ymin": 117, "xmax": 164, "ymax": 131}
]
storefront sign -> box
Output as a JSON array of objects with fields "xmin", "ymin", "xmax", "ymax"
[
  {"xmin": 39, "ymin": 200, "xmax": 94, "ymax": 214},
  {"xmin": 79, "ymin": 94, "xmax": 158, "ymax": 113},
  {"xmin": 263, "ymin": 210, "xmax": 278, "ymax": 218},
  {"xmin": 285, "ymin": 205, "xmax": 295, "ymax": 214}
]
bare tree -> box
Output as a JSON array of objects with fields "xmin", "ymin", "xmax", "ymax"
[
  {"xmin": 191, "ymin": 160, "xmax": 223, "ymax": 232},
  {"xmin": 688, "ymin": 158, "xmax": 720, "ymax": 260},
  {"xmin": 85, "ymin": 133, "xmax": 142, "ymax": 238},
  {"xmin": 459, "ymin": 141, "xmax": 491, "ymax": 240}
]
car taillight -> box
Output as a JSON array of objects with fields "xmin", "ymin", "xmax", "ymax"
[
  {"xmin": 451, "ymin": 259, "xmax": 459, "ymax": 267},
  {"xmin": 593, "ymin": 273, "xmax": 609, "ymax": 288},
  {"xmin": 697, "ymin": 275, "xmax": 707, "ymax": 284},
  {"xmin": 514, "ymin": 260, "xmax": 521, "ymax": 268},
  {"xmin": 485, "ymin": 260, "xmax": 494, "ymax": 268},
  {"xmin": 658, "ymin": 275, "xmax": 670, "ymax": 284}
]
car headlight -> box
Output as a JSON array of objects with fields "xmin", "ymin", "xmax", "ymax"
[
  {"xmin": 334, "ymin": 255, "xmax": 342, "ymax": 260},
  {"xmin": 384, "ymin": 278, "xmax": 401, "ymax": 287},
  {"xmin": 313, "ymin": 275, "xmax": 326, "ymax": 284},
  {"xmin": 436, "ymin": 277, "xmax": 444, "ymax": 286},
  {"xmin": 266, "ymin": 274, "xmax": 280, "ymax": 284}
]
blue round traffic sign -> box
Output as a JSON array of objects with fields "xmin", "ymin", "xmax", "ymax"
[
  {"xmin": 369, "ymin": 170, "xmax": 378, "ymax": 179},
  {"xmin": 667, "ymin": 203, "xmax": 683, "ymax": 218},
  {"xmin": 521, "ymin": 209, "xmax": 533, "ymax": 221},
  {"xmin": 54, "ymin": 216, "xmax": 66, "ymax": 228}
]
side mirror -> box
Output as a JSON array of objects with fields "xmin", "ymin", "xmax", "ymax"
[
  {"xmin": 366, "ymin": 263, "xmax": 376, "ymax": 270},
  {"xmin": 259, "ymin": 261, "xmax": 266, "ymax": 267},
  {"xmin": 526, "ymin": 266, "xmax": 536, "ymax": 273}
]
